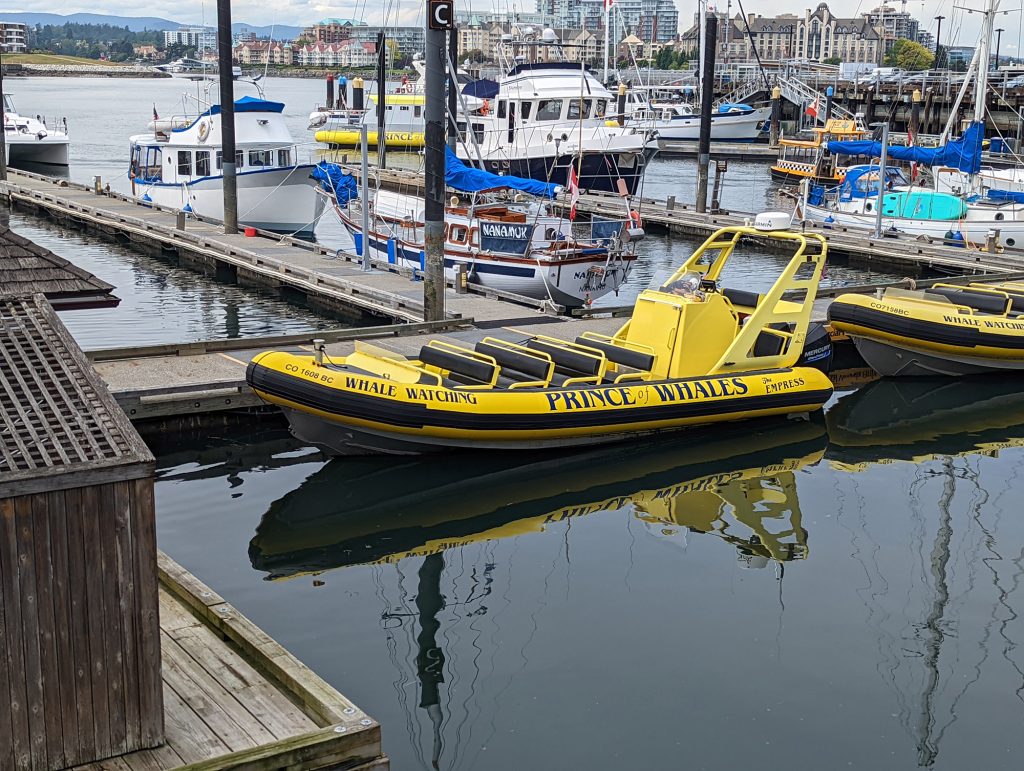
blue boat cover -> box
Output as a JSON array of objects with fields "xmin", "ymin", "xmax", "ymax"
[
  {"xmin": 206, "ymin": 95, "xmax": 286, "ymax": 116},
  {"xmin": 463, "ymin": 79, "xmax": 499, "ymax": 99},
  {"xmin": 445, "ymin": 147, "xmax": 559, "ymax": 198},
  {"xmin": 717, "ymin": 103, "xmax": 753, "ymax": 113},
  {"xmin": 985, "ymin": 189, "xmax": 1024, "ymax": 204},
  {"xmin": 311, "ymin": 163, "xmax": 359, "ymax": 206},
  {"xmin": 827, "ymin": 120, "xmax": 984, "ymax": 175}
]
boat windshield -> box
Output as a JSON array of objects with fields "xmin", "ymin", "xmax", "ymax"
[{"xmin": 3, "ymin": 94, "xmax": 14, "ymax": 113}]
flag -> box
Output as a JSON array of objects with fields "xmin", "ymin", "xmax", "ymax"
[
  {"xmin": 604, "ymin": 0, "xmax": 613, "ymax": 7},
  {"xmin": 568, "ymin": 165, "xmax": 580, "ymax": 221},
  {"xmin": 805, "ymin": 97, "xmax": 819, "ymax": 120},
  {"xmin": 153, "ymin": 103, "xmax": 159, "ymax": 121}
]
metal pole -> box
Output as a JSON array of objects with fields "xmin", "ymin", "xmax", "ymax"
[
  {"xmin": 874, "ymin": 123, "xmax": 889, "ymax": 239},
  {"xmin": 995, "ymin": 28, "xmax": 1004, "ymax": 71},
  {"xmin": 824, "ymin": 85, "xmax": 834, "ymax": 124},
  {"xmin": 360, "ymin": 122, "xmax": 370, "ymax": 272},
  {"xmin": 377, "ymin": 32, "xmax": 387, "ymax": 169},
  {"xmin": 603, "ymin": 2, "xmax": 610, "ymax": 83},
  {"xmin": 424, "ymin": 10, "xmax": 447, "ymax": 322},
  {"xmin": 769, "ymin": 84, "xmax": 781, "ymax": 147},
  {"xmin": 0, "ymin": 48, "xmax": 7, "ymax": 182},
  {"xmin": 695, "ymin": 14, "xmax": 717, "ymax": 214},
  {"xmin": 447, "ymin": 27, "xmax": 458, "ymax": 151},
  {"xmin": 934, "ymin": 16, "xmax": 945, "ymax": 69},
  {"xmin": 216, "ymin": 0, "xmax": 237, "ymax": 234}
]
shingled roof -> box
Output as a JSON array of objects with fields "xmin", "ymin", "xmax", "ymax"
[{"xmin": 0, "ymin": 227, "xmax": 120, "ymax": 310}]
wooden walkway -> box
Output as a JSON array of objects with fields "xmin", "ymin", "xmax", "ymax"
[{"xmin": 73, "ymin": 552, "xmax": 387, "ymax": 770}]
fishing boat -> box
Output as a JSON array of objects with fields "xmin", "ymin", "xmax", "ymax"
[
  {"xmin": 827, "ymin": 280, "xmax": 1024, "ymax": 376},
  {"xmin": 2, "ymin": 92, "xmax": 70, "ymax": 168},
  {"xmin": 129, "ymin": 94, "xmax": 323, "ymax": 236},
  {"xmin": 770, "ymin": 119, "xmax": 869, "ymax": 184},
  {"xmin": 315, "ymin": 148, "xmax": 640, "ymax": 307},
  {"xmin": 245, "ymin": 213, "xmax": 833, "ymax": 454}
]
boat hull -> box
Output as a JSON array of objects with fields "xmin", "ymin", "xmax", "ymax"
[
  {"xmin": 828, "ymin": 293, "xmax": 1024, "ymax": 376},
  {"xmin": 803, "ymin": 201, "xmax": 1024, "ymax": 244},
  {"xmin": 6, "ymin": 137, "xmax": 70, "ymax": 167},
  {"xmin": 247, "ymin": 355, "xmax": 833, "ymax": 455},
  {"xmin": 134, "ymin": 165, "xmax": 323, "ymax": 236},
  {"xmin": 338, "ymin": 220, "xmax": 631, "ymax": 307},
  {"xmin": 647, "ymin": 109, "xmax": 769, "ymax": 144},
  {"xmin": 316, "ymin": 128, "xmax": 424, "ymax": 148}
]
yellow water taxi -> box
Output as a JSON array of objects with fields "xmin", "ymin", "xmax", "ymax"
[
  {"xmin": 246, "ymin": 214, "xmax": 833, "ymax": 453},
  {"xmin": 771, "ymin": 118, "xmax": 869, "ymax": 185},
  {"xmin": 314, "ymin": 93, "xmax": 425, "ymax": 149},
  {"xmin": 828, "ymin": 281, "xmax": 1024, "ymax": 376}
]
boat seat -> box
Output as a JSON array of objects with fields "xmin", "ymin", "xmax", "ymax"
[
  {"xmin": 419, "ymin": 344, "xmax": 498, "ymax": 386},
  {"xmin": 722, "ymin": 287, "xmax": 762, "ymax": 310},
  {"xmin": 475, "ymin": 340, "xmax": 552, "ymax": 381},
  {"xmin": 573, "ymin": 336, "xmax": 654, "ymax": 372},
  {"xmin": 926, "ymin": 287, "xmax": 1010, "ymax": 315},
  {"xmin": 526, "ymin": 338, "xmax": 603, "ymax": 378}
]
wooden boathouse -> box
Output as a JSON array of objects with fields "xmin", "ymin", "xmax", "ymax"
[{"xmin": 0, "ymin": 291, "xmax": 388, "ymax": 769}]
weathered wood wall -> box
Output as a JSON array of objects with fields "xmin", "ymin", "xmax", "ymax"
[{"xmin": 0, "ymin": 477, "xmax": 163, "ymax": 770}]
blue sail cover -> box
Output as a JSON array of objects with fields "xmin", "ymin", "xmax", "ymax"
[
  {"xmin": 311, "ymin": 163, "xmax": 359, "ymax": 206},
  {"xmin": 827, "ymin": 120, "xmax": 984, "ymax": 175},
  {"xmin": 445, "ymin": 147, "xmax": 559, "ymax": 198}
]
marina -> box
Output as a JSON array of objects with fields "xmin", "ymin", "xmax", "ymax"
[{"xmin": 5, "ymin": 1, "xmax": 1024, "ymax": 767}]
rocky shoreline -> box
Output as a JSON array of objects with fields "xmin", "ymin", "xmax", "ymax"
[{"xmin": 3, "ymin": 63, "xmax": 171, "ymax": 78}]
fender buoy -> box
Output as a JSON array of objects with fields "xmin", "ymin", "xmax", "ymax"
[
  {"xmin": 629, "ymin": 209, "xmax": 642, "ymax": 229},
  {"xmin": 197, "ymin": 120, "xmax": 210, "ymax": 143}
]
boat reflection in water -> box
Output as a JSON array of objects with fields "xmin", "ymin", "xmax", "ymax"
[
  {"xmin": 826, "ymin": 374, "xmax": 1024, "ymax": 468},
  {"xmin": 249, "ymin": 417, "xmax": 826, "ymax": 579}
]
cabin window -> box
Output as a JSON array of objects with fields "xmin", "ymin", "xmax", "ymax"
[
  {"xmin": 277, "ymin": 148, "xmax": 292, "ymax": 167},
  {"xmin": 177, "ymin": 151, "xmax": 192, "ymax": 176},
  {"xmin": 449, "ymin": 224, "xmax": 468, "ymax": 243},
  {"xmin": 536, "ymin": 99, "xmax": 563, "ymax": 121},
  {"xmin": 399, "ymin": 105, "xmax": 409, "ymax": 111},
  {"xmin": 195, "ymin": 150, "xmax": 211, "ymax": 176},
  {"xmin": 521, "ymin": 102, "xmax": 532, "ymax": 119},
  {"xmin": 249, "ymin": 149, "xmax": 273, "ymax": 167},
  {"xmin": 215, "ymin": 150, "xmax": 244, "ymax": 169},
  {"xmin": 472, "ymin": 123, "xmax": 485, "ymax": 143},
  {"xmin": 567, "ymin": 99, "xmax": 590, "ymax": 120},
  {"xmin": 595, "ymin": 100, "xmax": 607, "ymax": 118},
  {"xmin": 497, "ymin": 100, "xmax": 507, "ymax": 119},
  {"xmin": 414, "ymin": 105, "xmax": 422, "ymax": 117}
]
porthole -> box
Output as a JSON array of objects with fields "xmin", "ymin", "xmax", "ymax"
[
  {"xmin": 1008, "ymin": 238, "xmax": 1016, "ymax": 246},
  {"xmin": 995, "ymin": 212, "xmax": 1005, "ymax": 220}
]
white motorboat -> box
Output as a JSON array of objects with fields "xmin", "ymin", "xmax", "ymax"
[
  {"xmin": 129, "ymin": 95, "xmax": 323, "ymax": 236},
  {"xmin": 315, "ymin": 150, "xmax": 642, "ymax": 307},
  {"xmin": 155, "ymin": 58, "xmax": 242, "ymax": 81},
  {"xmin": 3, "ymin": 93, "xmax": 69, "ymax": 167},
  {"xmin": 620, "ymin": 89, "xmax": 769, "ymax": 144}
]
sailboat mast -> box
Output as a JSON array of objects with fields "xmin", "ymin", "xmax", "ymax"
[
  {"xmin": 604, "ymin": 0, "xmax": 611, "ymax": 83},
  {"xmin": 973, "ymin": 0, "xmax": 1000, "ymax": 124}
]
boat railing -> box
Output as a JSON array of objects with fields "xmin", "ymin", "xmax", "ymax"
[{"xmin": 573, "ymin": 216, "xmax": 632, "ymax": 245}]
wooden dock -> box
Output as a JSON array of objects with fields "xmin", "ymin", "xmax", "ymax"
[
  {"xmin": 654, "ymin": 141, "xmax": 778, "ymax": 160},
  {"xmin": 92, "ymin": 551, "xmax": 386, "ymax": 771}
]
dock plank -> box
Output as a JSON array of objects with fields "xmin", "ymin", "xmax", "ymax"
[{"xmin": 159, "ymin": 684, "xmax": 231, "ymax": 764}]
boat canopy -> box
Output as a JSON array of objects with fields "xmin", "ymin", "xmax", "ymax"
[
  {"xmin": 827, "ymin": 120, "xmax": 984, "ymax": 175},
  {"xmin": 984, "ymin": 189, "xmax": 1024, "ymax": 204},
  {"xmin": 206, "ymin": 95, "xmax": 286, "ymax": 116},
  {"xmin": 445, "ymin": 147, "xmax": 560, "ymax": 198},
  {"xmin": 463, "ymin": 79, "xmax": 499, "ymax": 99},
  {"xmin": 838, "ymin": 165, "xmax": 910, "ymax": 200}
]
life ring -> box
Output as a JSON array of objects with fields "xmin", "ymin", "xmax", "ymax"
[
  {"xmin": 197, "ymin": 120, "xmax": 210, "ymax": 143},
  {"xmin": 480, "ymin": 99, "xmax": 490, "ymax": 116},
  {"xmin": 629, "ymin": 209, "xmax": 642, "ymax": 229}
]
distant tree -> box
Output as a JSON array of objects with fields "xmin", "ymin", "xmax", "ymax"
[
  {"xmin": 885, "ymin": 38, "xmax": 934, "ymax": 71},
  {"xmin": 464, "ymin": 48, "xmax": 488, "ymax": 63},
  {"xmin": 823, "ymin": 56, "xmax": 841, "ymax": 65}
]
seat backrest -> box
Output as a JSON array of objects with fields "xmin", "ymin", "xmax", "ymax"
[
  {"xmin": 475, "ymin": 341, "xmax": 551, "ymax": 380},
  {"xmin": 574, "ymin": 336, "xmax": 654, "ymax": 371},
  {"xmin": 419, "ymin": 345, "xmax": 497, "ymax": 384},
  {"xmin": 926, "ymin": 287, "xmax": 1009, "ymax": 315}
]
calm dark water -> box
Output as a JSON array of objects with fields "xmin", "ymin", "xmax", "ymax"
[{"xmin": 154, "ymin": 376, "xmax": 1024, "ymax": 770}]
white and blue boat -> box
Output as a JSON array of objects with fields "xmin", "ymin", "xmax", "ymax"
[
  {"xmin": 316, "ymin": 149, "xmax": 641, "ymax": 308},
  {"xmin": 129, "ymin": 95, "xmax": 323, "ymax": 236}
]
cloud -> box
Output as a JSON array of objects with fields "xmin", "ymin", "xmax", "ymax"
[{"xmin": 2, "ymin": 0, "xmax": 993, "ymax": 43}]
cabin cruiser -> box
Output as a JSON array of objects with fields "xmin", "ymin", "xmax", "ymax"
[
  {"xmin": 457, "ymin": 60, "xmax": 655, "ymax": 195},
  {"xmin": 314, "ymin": 149, "xmax": 640, "ymax": 307},
  {"xmin": 129, "ymin": 95, "xmax": 322, "ymax": 235},
  {"xmin": 2, "ymin": 93, "xmax": 69, "ymax": 167},
  {"xmin": 619, "ymin": 89, "xmax": 769, "ymax": 144},
  {"xmin": 155, "ymin": 57, "xmax": 242, "ymax": 80}
]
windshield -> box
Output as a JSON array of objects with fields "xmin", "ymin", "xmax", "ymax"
[{"xmin": 3, "ymin": 94, "xmax": 14, "ymax": 113}]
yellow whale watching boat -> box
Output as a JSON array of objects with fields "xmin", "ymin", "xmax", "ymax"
[
  {"xmin": 246, "ymin": 214, "xmax": 833, "ymax": 453},
  {"xmin": 828, "ymin": 281, "xmax": 1024, "ymax": 376}
]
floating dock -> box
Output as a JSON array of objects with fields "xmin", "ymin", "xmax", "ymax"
[{"xmin": 0, "ymin": 292, "xmax": 387, "ymax": 770}]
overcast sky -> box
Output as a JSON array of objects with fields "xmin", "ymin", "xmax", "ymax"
[{"xmin": 1, "ymin": 0, "xmax": 1018, "ymax": 51}]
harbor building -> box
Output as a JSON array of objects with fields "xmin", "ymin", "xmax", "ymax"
[
  {"xmin": 577, "ymin": 0, "xmax": 679, "ymax": 42},
  {"xmin": 0, "ymin": 22, "xmax": 27, "ymax": 53},
  {"xmin": 300, "ymin": 18, "xmax": 367, "ymax": 44},
  {"xmin": 163, "ymin": 25, "xmax": 217, "ymax": 53}
]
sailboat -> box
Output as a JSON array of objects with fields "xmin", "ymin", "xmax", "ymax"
[
  {"xmin": 315, "ymin": 148, "xmax": 641, "ymax": 307},
  {"xmin": 799, "ymin": 0, "xmax": 1024, "ymax": 247}
]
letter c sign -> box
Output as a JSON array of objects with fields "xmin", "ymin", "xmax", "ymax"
[{"xmin": 429, "ymin": 0, "xmax": 454, "ymax": 29}]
